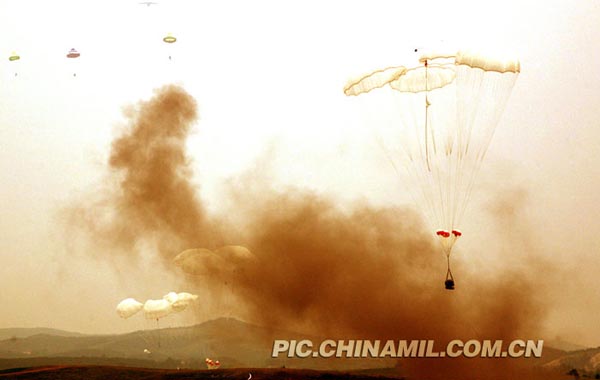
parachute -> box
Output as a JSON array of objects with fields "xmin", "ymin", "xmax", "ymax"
[
  {"xmin": 143, "ymin": 299, "xmax": 173, "ymax": 320},
  {"xmin": 206, "ymin": 358, "xmax": 221, "ymax": 369},
  {"xmin": 66, "ymin": 48, "xmax": 80, "ymax": 59},
  {"xmin": 117, "ymin": 292, "xmax": 197, "ymax": 349},
  {"xmin": 163, "ymin": 291, "xmax": 199, "ymax": 312},
  {"xmin": 8, "ymin": 52, "xmax": 20, "ymax": 76},
  {"xmin": 344, "ymin": 66, "xmax": 407, "ymax": 96},
  {"xmin": 117, "ymin": 292, "xmax": 198, "ymax": 321},
  {"xmin": 163, "ymin": 33, "xmax": 176, "ymax": 60},
  {"xmin": 163, "ymin": 34, "xmax": 176, "ymax": 43},
  {"xmin": 345, "ymin": 49, "xmax": 520, "ymax": 290},
  {"xmin": 66, "ymin": 48, "xmax": 80, "ymax": 77},
  {"xmin": 116, "ymin": 298, "xmax": 144, "ymax": 318}
]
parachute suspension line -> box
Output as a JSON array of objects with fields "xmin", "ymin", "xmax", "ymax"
[
  {"xmin": 412, "ymin": 94, "xmax": 440, "ymax": 228},
  {"xmin": 454, "ymin": 71, "xmax": 490, "ymax": 228},
  {"xmin": 450, "ymin": 146, "xmax": 463, "ymax": 229},
  {"xmin": 423, "ymin": 59, "xmax": 443, "ymax": 231},
  {"xmin": 451, "ymin": 67, "xmax": 484, "ymax": 230},
  {"xmin": 424, "ymin": 59, "xmax": 431, "ymax": 172},
  {"xmin": 389, "ymin": 91, "xmax": 439, "ymax": 231},
  {"xmin": 446, "ymin": 255, "xmax": 453, "ymax": 280},
  {"xmin": 156, "ymin": 319, "xmax": 161, "ymax": 348},
  {"xmin": 423, "ymin": 59, "xmax": 448, "ymax": 231},
  {"xmin": 377, "ymin": 128, "xmax": 437, "ymax": 230},
  {"xmin": 456, "ymin": 145, "xmax": 487, "ymax": 228},
  {"xmin": 445, "ymin": 254, "xmax": 455, "ymax": 290}
]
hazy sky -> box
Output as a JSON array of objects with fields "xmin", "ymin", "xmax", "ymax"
[{"xmin": 1, "ymin": 0, "xmax": 599, "ymax": 347}]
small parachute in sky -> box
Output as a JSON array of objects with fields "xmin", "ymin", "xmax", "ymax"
[
  {"xmin": 206, "ymin": 358, "xmax": 221, "ymax": 370},
  {"xmin": 66, "ymin": 48, "xmax": 80, "ymax": 58},
  {"xmin": 8, "ymin": 52, "xmax": 20, "ymax": 76},
  {"xmin": 66, "ymin": 48, "xmax": 80, "ymax": 77},
  {"xmin": 116, "ymin": 298, "xmax": 144, "ymax": 319},
  {"xmin": 163, "ymin": 33, "xmax": 176, "ymax": 60},
  {"xmin": 163, "ymin": 34, "xmax": 176, "ymax": 43}
]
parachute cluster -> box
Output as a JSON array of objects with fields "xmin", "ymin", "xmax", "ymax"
[
  {"xmin": 345, "ymin": 49, "xmax": 520, "ymax": 290},
  {"xmin": 116, "ymin": 291, "xmax": 198, "ymax": 321},
  {"xmin": 205, "ymin": 357, "xmax": 221, "ymax": 369},
  {"xmin": 4, "ymin": 2, "xmax": 177, "ymax": 77}
]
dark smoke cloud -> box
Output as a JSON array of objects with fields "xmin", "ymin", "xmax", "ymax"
[
  {"xmin": 67, "ymin": 85, "xmax": 551, "ymax": 379},
  {"xmin": 66, "ymin": 85, "xmax": 223, "ymax": 263},
  {"xmin": 223, "ymin": 183, "xmax": 550, "ymax": 379}
]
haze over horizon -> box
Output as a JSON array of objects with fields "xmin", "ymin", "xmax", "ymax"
[{"xmin": 1, "ymin": 0, "xmax": 599, "ymax": 349}]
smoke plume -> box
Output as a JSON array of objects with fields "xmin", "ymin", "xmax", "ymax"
[
  {"xmin": 67, "ymin": 84, "xmax": 551, "ymax": 379},
  {"xmin": 67, "ymin": 84, "xmax": 222, "ymax": 262}
]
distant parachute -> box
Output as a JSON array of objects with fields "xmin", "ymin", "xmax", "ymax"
[
  {"xmin": 66, "ymin": 48, "xmax": 80, "ymax": 77},
  {"xmin": 345, "ymin": 49, "xmax": 520, "ymax": 290},
  {"xmin": 116, "ymin": 298, "xmax": 144, "ymax": 319},
  {"xmin": 117, "ymin": 292, "xmax": 197, "ymax": 349},
  {"xmin": 163, "ymin": 33, "xmax": 176, "ymax": 60},
  {"xmin": 8, "ymin": 52, "xmax": 20, "ymax": 76},
  {"xmin": 66, "ymin": 48, "xmax": 80, "ymax": 59},
  {"xmin": 162, "ymin": 291, "xmax": 198, "ymax": 313},
  {"xmin": 117, "ymin": 292, "xmax": 197, "ymax": 321},
  {"xmin": 163, "ymin": 34, "xmax": 176, "ymax": 43},
  {"xmin": 143, "ymin": 299, "xmax": 173, "ymax": 321},
  {"xmin": 206, "ymin": 358, "xmax": 221, "ymax": 369}
]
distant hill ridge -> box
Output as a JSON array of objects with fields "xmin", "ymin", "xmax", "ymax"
[
  {"xmin": 0, "ymin": 328, "xmax": 86, "ymax": 341},
  {"xmin": 0, "ymin": 318, "xmax": 598, "ymax": 374}
]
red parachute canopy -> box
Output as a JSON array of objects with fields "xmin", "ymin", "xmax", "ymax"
[{"xmin": 66, "ymin": 48, "xmax": 80, "ymax": 58}]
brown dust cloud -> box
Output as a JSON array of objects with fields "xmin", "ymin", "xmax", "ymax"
[{"xmin": 67, "ymin": 84, "xmax": 551, "ymax": 379}]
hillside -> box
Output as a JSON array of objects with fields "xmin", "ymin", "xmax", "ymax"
[
  {"xmin": 0, "ymin": 318, "xmax": 392, "ymax": 371},
  {"xmin": 0, "ymin": 318, "xmax": 597, "ymax": 376},
  {"xmin": 0, "ymin": 328, "xmax": 85, "ymax": 342}
]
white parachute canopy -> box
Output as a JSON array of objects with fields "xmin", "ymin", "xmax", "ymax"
[
  {"xmin": 143, "ymin": 299, "xmax": 173, "ymax": 320},
  {"xmin": 163, "ymin": 291, "xmax": 198, "ymax": 312},
  {"xmin": 116, "ymin": 298, "xmax": 144, "ymax": 319}
]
